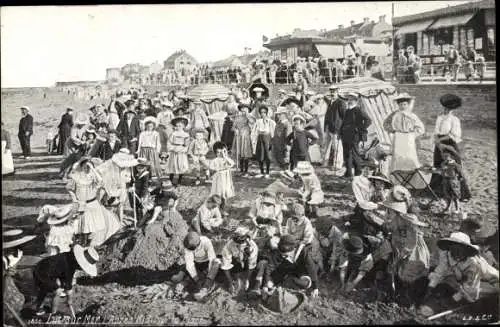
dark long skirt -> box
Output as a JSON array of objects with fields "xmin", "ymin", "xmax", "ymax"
[
  {"xmin": 221, "ymin": 117, "xmax": 235, "ymax": 151},
  {"xmin": 255, "ymin": 134, "xmax": 272, "ymax": 162},
  {"xmin": 430, "ymin": 137, "xmax": 471, "ymax": 201},
  {"xmin": 58, "ymin": 126, "xmax": 71, "ymax": 154}
]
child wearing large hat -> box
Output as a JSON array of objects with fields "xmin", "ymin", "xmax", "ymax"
[
  {"xmin": 419, "ymin": 232, "xmax": 499, "ymax": 316},
  {"xmin": 33, "ymin": 244, "xmax": 99, "ymax": 317}
]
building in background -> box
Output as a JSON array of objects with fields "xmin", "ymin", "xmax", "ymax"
[
  {"xmin": 263, "ymin": 15, "xmax": 392, "ymax": 62},
  {"xmin": 393, "ymin": 0, "xmax": 495, "ymax": 63},
  {"xmin": 105, "ymin": 68, "xmax": 123, "ymax": 84},
  {"xmin": 163, "ymin": 50, "xmax": 198, "ymax": 72}
]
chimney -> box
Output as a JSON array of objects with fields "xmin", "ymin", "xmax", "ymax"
[
  {"xmin": 350, "ymin": 20, "xmax": 356, "ymax": 26},
  {"xmin": 379, "ymin": 15, "xmax": 386, "ymax": 23},
  {"xmin": 338, "ymin": 24, "xmax": 344, "ymax": 29},
  {"xmin": 363, "ymin": 17, "xmax": 369, "ymax": 24}
]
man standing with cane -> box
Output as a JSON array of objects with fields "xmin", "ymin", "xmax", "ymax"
[{"xmin": 323, "ymin": 86, "xmax": 346, "ymax": 174}]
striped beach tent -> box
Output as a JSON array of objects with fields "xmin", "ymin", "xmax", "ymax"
[
  {"xmin": 337, "ymin": 77, "xmax": 398, "ymax": 148},
  {"xmin": 187, "ymin": 83, "xmax": 230, "ymax": 104}
]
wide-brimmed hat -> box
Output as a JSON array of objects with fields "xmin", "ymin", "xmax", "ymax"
[
  {"xmin": 274, "ymin": 106, "xmax": 288, "ymax": 116},
  {"xmin": 111, "ymin": 152, "xmax": 139, "ymax": 168},
  {"xmin": 293, "ymin": 161, "xmax": 314, "ymax": 175},
  {"xmin": 342, "ymin": 235, "xmax": 364, "ymax": 254},
  {"xmin": 278, "ymin": 234, "xmax": 298, "ymax": 253},
  {"xmin": 399, "ymin": 213, "xmax": 428, "ymax": 228},
  {"xmin": 329, "ymin": 85, "xmax": 340, "ymax": 90},
  {"xmin": 191, "ymin": 128, "xmax": 208, "ymax": 139},
  {"xmin": 143, "ymin": 116, "xmax": 158, "ymax": 127},
  {"xmin": 261, "ymin": 194, "xmax": 276, "ymax": 206},
  {"xmin": 381, "ymin": 199, "xmax": 408, "ymax": 215},
  {"xmin": 440, "ymin": 94, "xmax": 462, "ymax": 110},
  {"xmin": 367, "ymin": 172, "xmax": 393, "ymax": 188},
  {"xmin": 20, "ymin": 106, "xmax": 30, "ymax": 112},
  {"xmin": 3, "ymin": 230, "xmax": 37, "ymax": 249},
  {"xmin": 437, "ymin": 232, "xmax": 480, "ymax": 256},
  {"xmin": 291, "ymin": 114, "xmax": 306, "ymax": 124},
  {"xmin": 161, "ymin": 100, "xmax": 174, "ymax": 108},
  {"xmin": 74, "ymin": 113, "xmax": 89, "ymax": 125},
  {"xmin": 170, "ymin": 116, "xmax": 188, "ymax": 127},
  {"xmin": 393, "ymin": 92, "xmax": 415, "ymax": 103},
  {"xmin": 73, "ymin": 245, "xmax": 99, "ymax": 277},
  {"xmin": 3, "ymin": 229, "xmax": 23, "ymax": 237},
  {"xmin": 283, "ymin": 97, "xmax": 301, "ymax": 107},
  {"xmin": 136, "ymin": 157, "xmax": 150, "ymax": 166},
  {"xmin": 238, "ymin": 103, "xmax": 251, "ymax": 111},
  {"xmin": 47, "ymin": 203, "xmax": 79, "ymax": 225},
  {"xmin": 253, "ymin": 87, "xmax": 264, "ymax": 93}
]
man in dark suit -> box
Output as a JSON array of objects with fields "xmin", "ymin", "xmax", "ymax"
[
  {"xmin": 57, "ymin": 107, "xmax": 74, "ymax": 155},
  {"xmin": 18, "ymin": 106, "xmax": 33, "ymax": 159},
  {"xmin": 116, "ymin": 110, "xmax": 141, "ymax": 155},
  {"xmin": 339, "ymin": 93, "xmax": 372, "ymax": 177},
  {"xmin": 323, "ymin": 85, "xmax": 347, "ymax": 169}
]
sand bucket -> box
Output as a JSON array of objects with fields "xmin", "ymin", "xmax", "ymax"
[{"xmin": 259, "ymin": 287, "xmax": 306, "ymax": 315}]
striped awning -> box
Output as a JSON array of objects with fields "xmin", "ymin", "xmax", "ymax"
[
  {"xmin": 337, "ymin": 77, "xmax": 397, "ymax": 98},
  {"xmin": 427, "ymin": 12, "xmax": 476, "ymax": 30},
  {"xmin": 395, "ymin": 19, "xmax": 435, "ymax": 36}
]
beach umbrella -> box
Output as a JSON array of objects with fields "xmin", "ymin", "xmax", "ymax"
[{"xmin": 187, "ymin": 84, "xmax": 230, "ymax": 103}]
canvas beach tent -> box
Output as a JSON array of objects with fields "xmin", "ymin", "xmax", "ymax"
[{"xmin": 336, "ymin": 77, "xmax": 431, "ymax": 190}]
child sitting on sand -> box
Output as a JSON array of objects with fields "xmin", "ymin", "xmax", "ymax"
[
  {"xmin": 293, "ymin": 161, "xmax": 324, "ymax": 219},
  {"xmin": 191, "ymin": 195, "xmax": 224, "ymax": 235}
]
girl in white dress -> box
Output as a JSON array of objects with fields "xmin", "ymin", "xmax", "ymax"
[
  {"xmin": 137, "ymin": 116, "xmax": 162, "ymax": 178},
  {"xmin": 201, "ymin": 142, "xmax": 235, "ymax": 216},
  {"xmin": 67, "ymin": 158, "xmax": 122, "ymax": 247},
  {"xmin": 166, "ymin": 117, "xmax": 190, "ymax": 186}
]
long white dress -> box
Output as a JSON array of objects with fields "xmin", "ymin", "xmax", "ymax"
[
  {"xmin": 206, "ymin": 156, "xmax": 235, "ymax": 199},
  {"xmin": 69, "ymin": 169, "xmax": 122, "ymax": 246},
  {"xmin": 2, "ymin": 141, "xmax": 14, "ymax": 175}
]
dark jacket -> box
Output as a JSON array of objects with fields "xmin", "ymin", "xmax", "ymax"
[
  {"xmin": 95, "ymin": 139, "xmax": 121, "ymax": 161},
  {"xmin": 128, "ymin": 169, "xmax": 150, "ymax": 199},
  {"xmin": 18, "ymin": 114, "xmax": 33, "ymax": 136},
  {"xmin": 264, "ymin": 245, "xmax": 319, "ymax": 289},
  {"xmin": 58, "ymin": 113, "xmax": 74, "ymax": 130},
  {"xmin": 340, "ymin": 106, "xmax": 371, "ymax": 142},
  {"xmin": 116, "ymin": 117, "xmax": 141, "ymax": 143},
  {"xmin": 33, "ymin": 252, "xmax": 79, "ymax": 292},
  {"xmin": 324, "ymin": 98, "xmax": 347, "ymax": 134},
  {"xmin": 286, "ymin": 129, "xmax": 317, "ymax": 158}
]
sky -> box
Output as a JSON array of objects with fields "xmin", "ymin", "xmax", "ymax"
[{"xmin": 1, "ymin": 1, "xmax": 474, "ymax": 87}]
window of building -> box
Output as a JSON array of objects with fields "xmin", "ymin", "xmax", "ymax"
[{"xmin": 434, "ymin": 27, "xmax": 453, "ymax": 45}]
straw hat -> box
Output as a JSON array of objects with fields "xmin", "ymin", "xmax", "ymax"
[
  {"xmin": 274, "ymin": 107, "xmax": 288, "ymax": 116},
  {"xmin": 367, "ymin": 172, "xmax": 393, "ymax": 188},
  {"xmin": 3, "ymin": 230, "xmax": 37, "ymax": 249},
  {"xmin": 261, "ymin": 194, "xmax": 276, "ymax": 206},
  {"xmin": 47, "ymin": 203, "xmax": 79, "ymax": 225},
  {"xmin": 291, "ymin": 114, "xmax": 305, "ymax": 124},
  {"xmin": 440, "ymin": 94, "xmax": 462, "ymax": 110},
  {"xmin": 3, "ymin": 229, "xmax": 23, "ymax": 237},
  {"xmin": 293, "ymin": 161, "xmax": 314, "ymax": 175},
  {"xmin": 74, "ymin": 113, "xmax": 89, "ymax": 125},
  {"xmin": 20, "ymin": 106, "xmax": 30, "ymax": 112},
  {"xmin": 393, "ymin": 92, "xmax": 415, "ymax": 103},
  {"xmin": 381, "ymin": 199, "xmax": 408, "ymax": 215},
  {"xmin": 437, "ymin": 232, "xmax": 480, "ymax": 256},
  {"xmin": 253, "ymin": 87, "xmax": 264, "ymax": 93},
  {"xmin": 143, "ymin": 116, "xmax": 158, "ymax": 127},
  {"xmin": 73, "ymin": 245, "xmax": 99, "ymax": 277},
  {"xmin": 170, "ymin": 116, "xmax": 188, "ymax": 127},
  {"xmin": 111, "ymin": 152, "xmax": 139, "ymax": 168},
  {"xmin": 191, "ymin": 128, "xmax": 209, "ymax": 139},
  {"xmin": 260, "ymin": 287, "xmax": 306, "ymax": 314}
]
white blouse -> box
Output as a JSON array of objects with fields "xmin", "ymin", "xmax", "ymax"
[
  {"xmin": 255, "ymin": 118, "xmax": 276, "ymax": 136},
  {"xmin": 138, "ymin": 130, "xmax": 161, "ymax": 152},
  {"xmin": 434, "ymin": 114, "xmax": 462, "ymax": 143}
]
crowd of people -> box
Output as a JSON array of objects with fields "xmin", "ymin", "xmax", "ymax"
[
  {"xmin": 396, "ymin": 44, "xmax": 487, "ymax": 84},
  {"xmin": 134, "ymin": 54, "xmax": 389, "ymax": 87},
  {"xmin": 2, "ymin": 80, "xmax": 499, "ymax": 323}
]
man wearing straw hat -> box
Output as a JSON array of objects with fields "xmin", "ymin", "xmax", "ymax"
[
  {"xmin": 3, "ymin": 229, "xmax": 37, "ymax": 325},
  {"xmin": 18, "ymin": 106, "xmax": 33, "ymax": 159},
  {"xmin": 418, "ymin": 232, "xmax": 499, "ymax": 317},
  {"xmin": 323, "ymin": 85, "xmax": 346, "ymax": 172},
  {"xmin": 339, "ymin": 92, "xmax": 372, "ymax": 178},
  {"xmin": 33, "ymin": 244, "xmax": 99, "ymax": 318}
]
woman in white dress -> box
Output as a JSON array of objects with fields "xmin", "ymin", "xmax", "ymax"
[
  {"xmin": 67, "ymin": 158, "xmax": 122, "ymax": 247},
  {"xmin": 383, "ymin": 93, "xmax": 425, "ymax": 187},
  {"xmin": 1, "ymin": 122, "xmax": 14, "ymax": 175}
]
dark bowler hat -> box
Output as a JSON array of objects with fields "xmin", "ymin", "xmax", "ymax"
[{"xmin": 440, "ymin": 94, "xmax": 462, "ymax": 110}]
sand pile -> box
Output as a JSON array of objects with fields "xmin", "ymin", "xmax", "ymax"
[{"xmin": 99, "ymin": 212, "xmax": 189, "ymax": 273}]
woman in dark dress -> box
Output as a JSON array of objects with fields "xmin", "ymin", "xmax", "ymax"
[
  {"xmin": 430, "ymin": 94, "xmax": 471, "ymax": 201},
  {"xmin": 221, "ymin": 94, "xmax": 238, "ymax": 151}
]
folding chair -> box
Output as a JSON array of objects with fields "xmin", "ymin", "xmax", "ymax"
[{"xmin": 390, "ymin": 167, "xmax": 439, "ymax": 201}]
